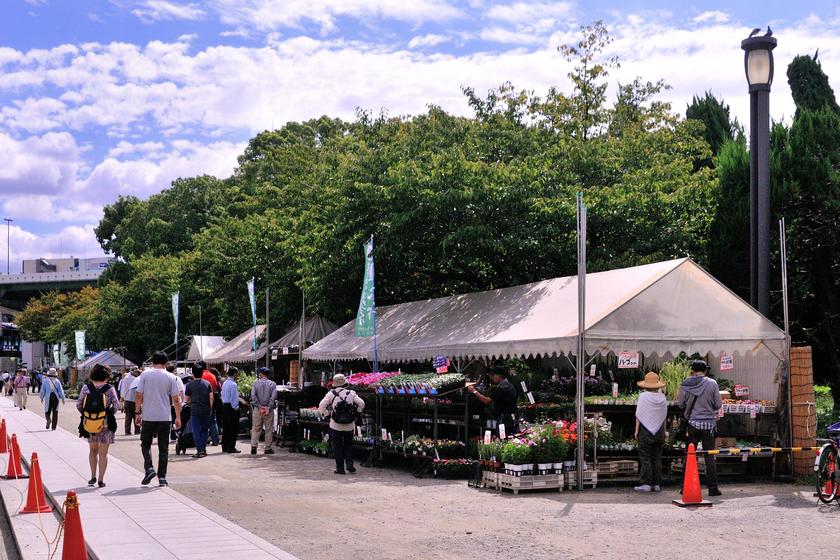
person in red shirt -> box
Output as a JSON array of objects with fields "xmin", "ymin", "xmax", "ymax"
[{"xmin": 196, "ymin": 361, "xmax": 220, "ymax": 446}]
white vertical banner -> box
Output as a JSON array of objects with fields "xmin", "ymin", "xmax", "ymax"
[
  {"xmin": 172, "ymin": 292, "xmax": 180, "ymax": 344},
  {"xmin": 74, "ymin": 330, "xmax": 86, "ymax": 361}
]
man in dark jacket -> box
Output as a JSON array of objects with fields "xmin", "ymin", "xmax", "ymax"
[{"xmin": 677, "ymin": 360, "xmax": 723, "ymax": 496}]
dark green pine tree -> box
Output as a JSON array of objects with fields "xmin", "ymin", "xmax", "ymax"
[
  {"xmin": 685, "ymin": 91, "xmax": 739, "ymax": 164},
  {"xmin": 780, "ymin": 55, "xmax": 840, "ymax": 407}
]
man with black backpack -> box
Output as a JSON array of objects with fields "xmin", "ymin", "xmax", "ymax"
[{"xmin": 318, "ymin": 374, "xmax": 365, "ymax": 475}]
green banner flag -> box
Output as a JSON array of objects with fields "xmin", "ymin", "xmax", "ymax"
[
  {"xmin": 354, "ymin": 238, "xmax": 375, "ymax": 337},
  {"xmin": 74, "ymin": 330, "xmax": 86, "ymax": 361}
]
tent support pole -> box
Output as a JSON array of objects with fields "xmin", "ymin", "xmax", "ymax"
[
  {"xmin": 575, "ymin": 193, "xmax": 587, "ymax": 491},
  {"xmin": 780, "ymin": 219, "xmax": 792, "ymax": 451}
]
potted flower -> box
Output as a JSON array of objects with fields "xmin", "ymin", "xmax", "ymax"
[{"xmin": 501, "ymin": 440, "xmax": 534, "ymax": 476}]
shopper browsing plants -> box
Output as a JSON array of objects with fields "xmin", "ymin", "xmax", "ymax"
[
  {"xmin": 467, "ymin": 363, "xmax": 518, "ymax": 436},
  {"xmin": 633, "ymin": 372, "xmax": 668, "ymax": 493}
]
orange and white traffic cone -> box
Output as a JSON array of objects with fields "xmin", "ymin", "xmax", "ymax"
[
  {"xmin": 21, "ymin": 452, "xmax": 52, "ymax": 513},
  {"xmin": 0, "ymin": 419, "xmax": 7, "ymax": 453},
  {"xmin": 672, "ymin": 443, "xmax": 712, "ymax": 507},
  {"xmin": 61, "ymin": 491, "xmax": 87, "ymax": 560},
  {"xmin": 3, "ymin": 434, "xmax": 27, "ymax": 479}
]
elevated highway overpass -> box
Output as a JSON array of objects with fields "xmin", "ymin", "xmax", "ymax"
[{"xmin": 0, "ymin": 270, "xmax": 102, "ymax": 309}]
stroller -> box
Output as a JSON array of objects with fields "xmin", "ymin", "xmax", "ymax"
[{"xmin": 174, "ymin": 403, "xmax": 195, "ymax": 455}]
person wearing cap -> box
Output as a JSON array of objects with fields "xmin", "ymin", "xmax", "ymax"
[
  {"xmin": 634, "ymin": 372, "xmax": 668, "ymax": 492},
  {"xmin": 318, "ymin": 374, "xmax": 365, "ymax": 474},
  {"xmin": 196, "ymin": 361, "xmax": 221, "ymax": 447},
  {"xmin": 467, "ymin": 363, "xmax": 518, "ymax": 437},
  {"xmin": 250, "ymin": 367, "xmax": 277, "ymax": 455},
  {"xmin": 677, "ymin": 359, "xmax": 723, "ymax": 497},
  {"xmin": 39, "ymin": 368, "xmax": 66, "ymax": 430}
]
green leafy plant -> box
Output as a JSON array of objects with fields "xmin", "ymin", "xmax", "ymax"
[
  {"xmin": 659, "ymin": 358, "xmax": 691, "ymax": 401},
  {"xmin": 501, "ymin": 441, "xmax": 533, "ymax": 464}
]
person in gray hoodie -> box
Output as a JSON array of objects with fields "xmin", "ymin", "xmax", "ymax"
[{"xmin": 677, "ymin": 359, "xmax": 723, "ymax": 496}]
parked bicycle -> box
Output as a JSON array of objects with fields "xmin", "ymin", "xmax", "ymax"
[{"xmin": 815, "ymin": 422, "xmax": 840, "ymax": 503}]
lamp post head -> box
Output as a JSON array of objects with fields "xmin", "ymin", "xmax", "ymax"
[{"xmin": 741, "ymin": 33, "xmax": 777, "ymax": 93}]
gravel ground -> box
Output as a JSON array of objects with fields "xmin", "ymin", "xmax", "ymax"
[{"xmin": 32, "ymin": 399, "xmax": 840, "ymax": 559}]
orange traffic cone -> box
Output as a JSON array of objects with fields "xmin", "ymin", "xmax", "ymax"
[
  {"xmin": 672, "ymin": 443, "xmax": 712, "ymax": 507},
  {"xmin": 61, "ymin": 491, "xmax": 87, "ymax": 560},
  {"xmin": 3, "ymin": 434, "xmax": 27, "ymax": 479},
  {"xmin": 0, "ymin": 419, "xmax": 7, "ymax": 453},
  {"xmin": 21, "ymin": 453, "xmax": 52, "ymax": 514}
]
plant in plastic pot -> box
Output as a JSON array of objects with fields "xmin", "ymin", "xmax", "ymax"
[{"xmin": 501, "ymin": 440, "xmax": 534, "ymax": 476}]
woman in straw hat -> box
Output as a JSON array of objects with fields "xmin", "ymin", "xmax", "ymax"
[{"xmin": 634, "ymin": 372, "xmax": 668, "ymax": 493}]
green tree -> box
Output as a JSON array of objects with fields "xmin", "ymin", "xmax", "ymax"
[{"xmin": 685, "ymin": 92, "xmax": 739, "ymax": 161}]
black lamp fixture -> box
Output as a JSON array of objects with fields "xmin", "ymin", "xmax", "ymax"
[{"xmin": 741, "ymin": 27, "xmax": 776, "ymax": 316}]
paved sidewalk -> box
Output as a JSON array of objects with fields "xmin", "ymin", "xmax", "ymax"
[{"xmin": 0, "ymin": 396, "xmax": 297, "ymax": 560}]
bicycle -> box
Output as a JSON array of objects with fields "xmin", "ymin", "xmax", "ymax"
[{"xmin": 815, "ymin": 421, "xmax": 840, "ymax": 503}]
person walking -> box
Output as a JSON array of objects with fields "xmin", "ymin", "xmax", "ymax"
[
  {"xmin": 250, "ymin": 367, "xmax": 277, "ymax": 455},
  {"xmin": 221, "ymin": 367, "xmax": 241, "ymax": 453},
  {"xmin": 120, "ymin": 368, "xmax": 141, "ymax": 435},
  {"xmin": 318, "ymin": 374, "xmax": 365, "ymax": 474},
  {"xmin": 677, "ymin": 359, "xmax": 724, "ymax": 497},
  {"xmin": 0, "ymin": 370, "xmax": 7, "ymax": 395},
  {"xmin": 13, "ymin": 369, "xmax": 29, "ymax": 410},
  {"xmin": 633, "ymin": 372, "xmax": 668, "ymax": 493},
  {"xmin": 77, "ymin": 364, "xmax": 119, "ymax": 488},
  {"xmin": 39, "ymin": 368, "xmax": 66, "ymax": 430},
  {"xmin": 184, "ymin": 366, "xmax": 213, "ymax": 458},
  {"xmin": 135, "ymin": 351, "xmax": 182, "ymax": 487}
]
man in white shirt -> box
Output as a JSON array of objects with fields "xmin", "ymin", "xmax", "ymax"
[{"xmin": 135, "ymin": 352, "xmax": 181, "ymax": 487}]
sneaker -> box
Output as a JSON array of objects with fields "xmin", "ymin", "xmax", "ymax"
[
  {"xmin": 251, "ymin": 447, "xmax": 257, "ymax": 455},
  {"xmin": 227, "ymin": 448, "xmax": 242, "ymax": 454},
  {"xmin": 334, "ymin": 470, "xmax": 346, "ymax": 475},
  {"xmin": 88, "ymin": 477, "xmax": 97, "ymax": 486},
  {"xmin": 141, "ymin": 468, "xmax": 157, "ymax": 485},
  {"xmin": 264, "ymin": 449, "xmax": 274, "ymax": 455},
  {"xmin": 652, "ymin": 485, "xmax": 662, "ymax": 492},
  {"xmin": 633, "ymin": 484, "xmax": 653, "ymax": 493},
  {"xmin": 158, "ymin": 479, "xmax": 168, "ymax": 487},
  {"xmin": 347, "ymin": 467, "xmax": 356, "ymax": 473},
  {"xmin": 98, "ymin": 481, "xmax": 106, "ymax": 488},
  {"xmin": 708, "ymin": 487, "xmax": 722, "ymax": 497}
]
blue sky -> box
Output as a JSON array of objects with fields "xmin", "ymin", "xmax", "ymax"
[{"xmin": 1, "ymin": 0, "xmax": 839, "ymax": 268}]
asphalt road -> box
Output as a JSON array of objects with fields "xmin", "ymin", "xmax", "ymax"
[{"xmin": 24, "ymin": 398, "xmax": 839, "ymax": 560}]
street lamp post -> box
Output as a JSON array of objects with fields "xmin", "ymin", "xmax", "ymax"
[
  {"xmin": 3, "ymin": 218, "xmax": 12, "ymax": 274},
  {"xmin": 741, "ymin": 28, "xmax": 777, "ymax": 317}
]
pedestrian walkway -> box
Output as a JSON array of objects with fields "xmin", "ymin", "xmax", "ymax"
[{"xmin": 0, "ymin": 396, "xmax": 298, "ymax": 559}]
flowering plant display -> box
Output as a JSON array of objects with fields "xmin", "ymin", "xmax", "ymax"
[
  {"xmin": 500, "ymin": 439, "xmax": 535, "ymax": 464},
  {"xmin": 299, "ymin": 407, "xmax": 327, "ymax": 421},
  {"xmin": 341, "ymin": 371, "xmax": 399, "ymax": 389}
]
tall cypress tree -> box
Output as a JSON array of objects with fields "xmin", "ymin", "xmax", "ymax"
[
  {"xmin": 780, "ymin": 55, "xmax": 840, "ymax": 407},
  {"xmin": 686, "ymin": 91, "xmax": 738, "ymax": 164}
]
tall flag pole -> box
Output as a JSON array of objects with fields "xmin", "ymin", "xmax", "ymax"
[
  {"xmin": 247, "ymin": 278, "xmax": 257, "ymax": 373},
  {"xmin": 354, "ymin": 235, "xmax": 378, "ymax": 373},
  {"xmin": 575, "ymin": 193, "xmax": 587, "ymax": 491},
  {"xmin": 172, "ymin": 292, "xmax": 180, "ymax": 370}
]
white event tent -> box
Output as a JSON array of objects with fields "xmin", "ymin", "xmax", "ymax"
[{"xmin": 304, "ymin": 259, "xmax": 786, "ymax": 398}]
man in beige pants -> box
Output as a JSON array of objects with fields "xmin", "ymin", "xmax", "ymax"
[{"xmin": 250, "ymin": 367, "xmax": 277, "ymax": 455}]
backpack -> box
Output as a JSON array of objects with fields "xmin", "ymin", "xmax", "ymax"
[
  {"xmin": 82, "ymin": 383, "xmax": 108, "ymax": 434},
  {"xmin": 330, "ymin": 389, "xmax": 357, "ymax": 424},
  {"xmin": 48, "ymin": 379, "xmax": 60, "ymax": 408}
]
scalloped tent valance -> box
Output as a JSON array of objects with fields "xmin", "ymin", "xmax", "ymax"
[{"xmin": 303, "ymin": 258, "xmax": 786, "ymax": 364}]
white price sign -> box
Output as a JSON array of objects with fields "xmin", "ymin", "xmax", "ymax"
[
  {"xmin": 484, "ymin": 430, "xmax": 492, "ymax": 445},
  {"xmin": 720, "ymin": 354, "xmax": 734, "ymax": 371},
  {"xmin": 526, "ymin": 392, "xmax": 535, "ymax": 404},
  {"xmin": 617, "ymin": 351, "xmax": 640, "ymax": 369}
]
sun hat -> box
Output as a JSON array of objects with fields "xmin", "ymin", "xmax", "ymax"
[
  {"xmin": 637, "ymin": 372, "xmax": 666, "ymax": 389},
  {"xmin": 46, "ymin": 368, "xmax": 58, "ymax": 377},
  {"xmin": 332, "ymin": 373, "xmax": 347, "ymax": 387}
]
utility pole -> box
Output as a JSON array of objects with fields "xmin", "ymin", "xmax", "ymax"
[{"xmin": 3, "ymin": 218, "xmax": 12, "ymax": 274}]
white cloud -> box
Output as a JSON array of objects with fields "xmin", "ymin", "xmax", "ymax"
[
  {"xmin": 206, "ymin": 0, "xmax": 463, "ymax": 33},
  {"xmin": 24, "ymin": 0, "xmax": 48, "ymax": 6},
  {"xmin": 177, "ymin": 33, "xmax": 198, "ymax": 43},
  {"xmin": 693, "ymin": 11, "xmax": 729, "ymax": 24},
  {"xmin": 486, "ymin": 1, "xmax": 574, "ymax": 24},
  {"xmin": 480, "ymin": 27, "xmax": 542, "ymax": 45},
  {"xmin": 408, "ymin": 34, "xmax": 450, "ymax": 49},
  {"xmin": 106, "ymin": 140, "xmax": 166, "ymax": 159},
  {"xmin": 0, "ymin": 132, "xmax": 81, "ymax": 195},
  {"xmin": 132, "ymin": 1, "xmax": 205, "ymax": 23}
]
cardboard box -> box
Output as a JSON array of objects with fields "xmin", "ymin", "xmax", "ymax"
[{"xmin": 716, "ymin": 437, "xmax": 737, "ymax": 449}]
